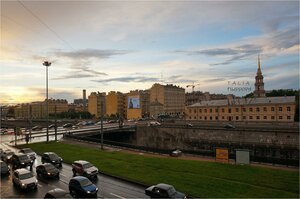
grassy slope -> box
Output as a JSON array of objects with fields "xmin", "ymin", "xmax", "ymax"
[{"xmin": 23, "ymin": 142, "xmax": 299, "ymax": 198}]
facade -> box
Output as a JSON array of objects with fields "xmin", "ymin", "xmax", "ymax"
[
  {"xmin": 253, "ymin": 56, "xmax": 266, "ymax": 97},
  {"xmin": 14, "ymin": 99, "xmax": 68, "ymax": 119},
  {"xmin": 88, "ymin": 92, "xmax": 106, "ymax": 118},
  {"xmin": 126, "ymin": 90, "xmax": 150, "ymax": 119},
  {"xmin": 185, "ymin": 91, "xmax": 228, "ymax": 106},
  {"xmin": 185, "ymin": 96, "xmax": 296, "ymax": 122},
  {"xmin": 150, "ymin": 83, "xmax": 185, "ymax": 117},
  {"xmin": 106, "ymin": 91, "xmax": 125, "ymax": 118}
]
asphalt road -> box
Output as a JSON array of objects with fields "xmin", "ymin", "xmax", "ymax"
[{"xmin": 1, "ymin": 139, "xmax": 147, "ymax": 199}]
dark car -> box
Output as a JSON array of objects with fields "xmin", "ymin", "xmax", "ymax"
[
  {"xmin": 223, "ymin": 124, "xmax": 235, "ymax": 129},
  {"xmin": 11, "ymin": 153, "xmax": 34, "ymax": 170},
  {"xmin": 44, "ymin": 188, "xmax": 73, "ymax": 199},
  {"xmin": 32, "ymin": 125, "xmax": 43, "ymax": 131},
  {"xmin": 0, "ymin": 160, "xmax": 10, "ymax": 175},
  {"xmin": 69, "ymin": 176, "xmax": 98, "ymax": 198},
  {"xmin": 72, "ymin": 160, "xmax": 98, "ymax": 179},
  {"xmin": 63, "ymin": 123, "xmax": 73, "ymax": 128},
  {"xmin": 42, "ymin": 152, "xmax": 63, "ymax": 167},
  {"xmin": 1, "ymin": 150, "xmax": 15, "ymax": 163},
  {"xmin": 36, "ymin": 163, "xmax": 60, "ymax": 179},
  {"xmin": 145, "ymin": 183, "xmax": 186, "ymax": 199},
  {"xmin": 48, "ymin": 124, "xmax": 56, "ymax": 129},
  {"xmin": 19, "ymin": 148, "xmax": 36, "ymax": 161}
]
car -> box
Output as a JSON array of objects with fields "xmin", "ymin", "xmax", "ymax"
[
  {"xmin": 72, "ymin": 160, "xmax": 98, "ymax": 179},
  {"xmin": 63, "ymin": 123, "xmax": 73, "ymax": 128},
  {"xmin": 145, "ymin": 183, "xmax": 186, "ymax": 199},
  {"xmin": 185, "ymin": 123, "xmax": 193, "ymax": 127},
  {"xmin": 69, "ymin": 176, "xmax": 98, "ymax": 198},
  {"xmin": 223, "ymin": 124, "xmax": 235, "ymax": 129},
  {"xmin": 1, "ymin": 150, "xmax": 15, "ymax": 163},
  {"xmin": 11, "ymin": 153, "xmax": 34, "ymax": 170},
  {"xmin": 12, "ymin": 168, "xmax": 37, "ymax": 190},
  {"xmin": 170, "ymin": 149, "xmax": 182, "ymax": 157},
  {"xmin": 41, "ymin": 152, "xmax": 63, "ymax": 167},
  {"xmin": 1, "ymin": 128, "xmax": 8, "ymax": 134},
  {"xmin": 36, "ymin": 163, "xmax": 60, "ymax": 179},
  {"xmin": 44, "ymin": 188, "xmax": 73, "ymax": 199},
  {"xmin": 148, "ymin": 121, "xmax": 161, "ymax": 126},
  {"xmin": 32, "ymin": 125, "xmax": 43, "ymax": 131},
  {"xmin": 19, "ymin": 148, "xmax": 36, "ymax": 161},
  {"xmin": 0, "ymin": 160, "xmax": 10, "ymax": 175},
  {"xmin": 48, "ymin": 124, "xmax": 56, "ymax": 129}
]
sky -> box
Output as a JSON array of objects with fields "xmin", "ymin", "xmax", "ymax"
[{"xmin": 1, "ymin": 0, "xmax": 299, "ymax": 104}]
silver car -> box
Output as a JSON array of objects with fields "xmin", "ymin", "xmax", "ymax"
[{"xmin": 12, "ymin": 168, "xmax": 38, "ymax": 190}]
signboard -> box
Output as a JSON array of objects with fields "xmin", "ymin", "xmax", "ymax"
[
  {"xmin": 128, "ymin": 96, "xmax": 140, "ymax": 109},
  {"xmin": 236, "ymin": 149, "xmax": 250, "ymax": 165},
  {"xmin": 216, "ymin": 148, "xmax": 229, "ymax": 163}
]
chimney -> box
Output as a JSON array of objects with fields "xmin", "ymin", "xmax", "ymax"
[{"xmin": 83, "ymin": 89, "xmax": 87, "ymax": 111}]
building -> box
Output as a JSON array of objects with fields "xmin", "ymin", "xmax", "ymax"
[
  {"xmin": 254, "ymin": 55, "xmax": 266, "ymax": 97},
  {"xmin": 88, "ymin": 92, "xmax": 106, "ymax": 118},
  {"xmin": 185, "ymin": 91, "xmax": 228, "ymax": 105},
  {"xmin": 126, "ymin": 90, "xmax": 150, "ymax": 119},
  {"xmin": 106, "ymin": 91, "xmax": 125, "ymax": 118},
  {"xmin": 150, "ymin": 83, "xmax": 185, "ymax": 118},
  {"xmin": 186, "ymin": 96, "xmax": 296, "ymax": 122}
]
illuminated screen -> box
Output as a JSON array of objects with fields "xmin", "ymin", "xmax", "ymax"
[{"xmin": 128, "ymin": 96, "xmax": 140, "ymax": 109}]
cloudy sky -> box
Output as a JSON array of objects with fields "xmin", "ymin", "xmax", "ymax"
[{"xmin": 1, "ymin": 0, "xmax": 299, "ymax": 104}]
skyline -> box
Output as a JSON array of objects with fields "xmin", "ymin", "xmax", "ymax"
[{"xmin": 1, "ymin": 1, "xmax": 299, "ymax": 104}]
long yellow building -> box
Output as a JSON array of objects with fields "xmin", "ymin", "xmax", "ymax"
[
  {"xmin": 106, "ymin": 91, "xmax": 125, "ymax": 118},
  {"xmin": 88, "ymin": 92, "xmax": 106, "ymax": 118}
]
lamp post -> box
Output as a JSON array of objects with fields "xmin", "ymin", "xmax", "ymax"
[{"xmin": 43, "ymin": 61, "xmax": 51, "ymax": 142}]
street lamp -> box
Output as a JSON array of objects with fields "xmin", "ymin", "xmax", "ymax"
[{"xmin": 43, "ymin": 61, "xmax": 51, "ymax": 142}]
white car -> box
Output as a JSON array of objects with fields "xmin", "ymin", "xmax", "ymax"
[
  {"xmin": 12, "ymin": 168, "xmax": 37, "ymax": 190},
  {"xmin": 148, "ymin": 121, "xmax": 161, "ymax": 126}
]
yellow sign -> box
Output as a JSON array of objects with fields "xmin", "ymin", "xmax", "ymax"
[{"xmin": 216, "ymin": 148, "xmax": 229, "ymax": 163}]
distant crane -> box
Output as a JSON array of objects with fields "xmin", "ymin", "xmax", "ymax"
[{"xmin": 186, "ymin": 82, "xmax": 200, "ymax": 93}]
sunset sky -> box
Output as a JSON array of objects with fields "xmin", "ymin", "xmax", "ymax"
[{"xmin": 1, "ymin": 1, "xmax": 299, "ymax": 104}]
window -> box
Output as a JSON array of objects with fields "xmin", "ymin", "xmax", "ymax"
[
  {"xmin": 204, "ymin": 116, "xmax": 207, "ymax": 120},
  {"xmin": 204, "ymin": 109, "xmax": 207, "ymax": 113},
  {"xmin": 210, "ymin": 109, "xmax": 212, "ymax": 113},
  {"xmin": 216, "ymin": 108, "xmax": 218, "ymax": 113},
  {"xmin": 194, "ymin": 109, "xmax": 197, "ymax": 113},
  {"xmin": 287, "ymin": 116, "xmax": 291, "ymax": 120},
  {"xmin": 279, "ymin": 116, "xmax": 283, "ymax": 120},
  {"xmin": 236, "ymin": 116, "xmax": 239, "ymax": 120},
  {"xmin": 194, "ymin": 116, "xmax": 196, "ymax": 119},
  {"xmin": 222, "ymin": 108, "xmax": 225, "ymax": 113},
  {"xmin": 256, "ymin": 107, "xmax": 260, "ymax": 112},
  {"xmin": 242, "ymin": 108, "xmax": 246, "ymax": 112},
  {"xmin": 249, "ymin": 116, "xmax": 253, "ymax": 119},
  {"xmin": 216, "ymin": 116, "xmax": 218, "ymax": 120},
  {"xmin": 279, "ymin": 107, "xmax": 282, "ymax": 111},
  {"xmin": 222, "ymin": 116, "xmax": 225, "ymax": 119},
  {"xmin": 199, "ymin": 116, "xmax": 202, "ymax": 119},
  {"xmin": 235, "ymin": 108, "xmax": 239, "ymax": 112},
  {"xmin": 199, "ymin": 109, "xmax": 202, "ymax": 113},
  {"xmin": 189, "ymin": 116, "xmax": 192, "ymax": 119},
  {"xmin": 243, "ymin": 116, "xmax": 246, "ymax": 120},
  {"xmin": 287, "ymin": 107, "xmax": 291, "ymax": 111},
  {"xmin": 263, "ymin": 107, "xmax": 267, "ymax": 112},
  {"xmin": 271, "ymin": 107, "xmax": 275, "ymax": 111},
  {"xmin": 210, "ymin": 116, "xmax": 212, "ymax": 120},
  {"xmin": 256, "ymin": 116, "xmax": 260, "ymax": 120},
  {"xmin": 189, "ymin": 109, "xmax": 191, "ymax": 113},
  {"xmin": 263, "ymin": 116, "xmax": 267, "ymax": 120},
  {"xmin": 249, "ymin": 108, "xmax": 253, "ymax": 112},
  {"xmin": 228, "ymin": 108, "xmax": 231, "ymax": 113},
  {"xmin": 271, "ymin": 116, "xmax": 275, "ymax": 120}
]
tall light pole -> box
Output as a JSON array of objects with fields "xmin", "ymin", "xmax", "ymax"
[{"xmin": 43, "ymin": 61, "xmax": 51, "ymax": 142}]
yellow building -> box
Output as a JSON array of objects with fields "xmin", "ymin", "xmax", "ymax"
[
  {"xmin": 106, "ymin": 91, "xmax": 125, "ymax": 118},
  {"xmin": 150, "ymin": 83, "xmax": 185, "ymax": 117},
  {"xmin": 88, "ymin": 92, "xmax": 106, "ymax": 118},
  {"xmin": 186, "ymin": 96, "xmax": 296, "ymax": 122},
  {"xmin": 126, "ymin": 90, "xmax": 150, "ymax": 119}
]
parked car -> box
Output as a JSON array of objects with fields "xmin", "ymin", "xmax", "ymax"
[
  {"xmin": 0, "ymin": 160, "xmax": 10, "ymax": 175},
  {"xmin": 69, "ymin": 176, "xmax": 98, "ymax": 198},
  {"xmin": 1, "ymin": 128, "xmax": 8, "ymax": 134},
  {"xmin": 170, "ymin": 149, "xmax": 182, "ymax": 157},
  {"xmin": 41, "ymin": 152, "xmax": 63, "ymax": 167},
  {"xmin": 72, "ymin": 160, "xmax": 98, "ymax": 179},
  {"xmin": 32, "ymin": 125, "xmax": 43, "ymax": 131},
  {"xmin": 19, "ymin": 148, "xmax": 36, "ymax": 161},
  {"xmin": 1, "ymin": 150, "xmax": 15, "ymax": 163},
  {"xmin": 185, "ymin": 123, "xmax": 193, "ymax": 127},
  {"xmin": 148, "ymin": 121, "xmax": 161, "ymax": 126},
  {"xmin": 36, "ymin": 163, "xmax": 60, "ymax": 179},
  {"xmin": 11, "ymin": 153, "xmax": 34, "ymax": 170},
  {"xmin": 223, "ymin": 124, "xmax": 235, "ymax": 129},
  {"xmin": 12, "ymin": 168, "xmax": 37, "ymax": 190},
  {"xmin": 48, "ymin": 124, "xmax": 56, "ymax": 129},
  {"xmin": 63, "ymin": 123, "xmax": 73, "ymax": 128},
  {"xmin": 145, "ymin": 183, "xmax": 186, "ymax": 199},
  {"xmin": 44, "ymin": 188, "xmax": 73, "ymax": 199}
]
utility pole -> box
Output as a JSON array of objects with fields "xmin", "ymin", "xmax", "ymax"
[
  {"xmin": 55, "ymin": 105, "xmax": 57, "ymax": 141},
  {"xmin": 100, "ymin": 100, "xmax": 104, "ymax": 150},
  {"xmin": 29, "ymin": 105, "xmax": 32, "ymax": 140},
  {"xmin": 43, "ymin": 61, "xmax": 51, "ymax": 142}
]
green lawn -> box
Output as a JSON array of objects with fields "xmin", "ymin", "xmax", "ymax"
[{"xmin": 21, "ymin": 141, "xmax": 299, "ymax": 198}]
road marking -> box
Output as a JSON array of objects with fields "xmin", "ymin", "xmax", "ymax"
[
  {"xmin": 60, "ymin": 173, "xmax": 67, "ymax": 177},
  {"xmin": 37, "ymin": 183, "xmax": 43, "ymax": 187},
  {"xmin": 110, "ymin": 193, "xmax": 126, "ymax": 199}
]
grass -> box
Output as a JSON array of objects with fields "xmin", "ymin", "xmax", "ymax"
[{"xmin": 21, "ymin": 141, "xmax": 299, "ymax": 198}]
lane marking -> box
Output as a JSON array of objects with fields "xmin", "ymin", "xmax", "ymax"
[
  {"xmin": 37, "ymin": 183, "xmax": 43, "ymax": 187},
  {"xmin": 110, "ymin": 193, "xmax": 126, "ymax": 199},
  {"xmin": 60, "ymin": 174, "xmax": 67, "ymax": 178}
]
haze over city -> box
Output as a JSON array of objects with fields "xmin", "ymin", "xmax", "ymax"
[{"xmin": 1, "ymin": 0, "xmax": 299, "ymax": 104}]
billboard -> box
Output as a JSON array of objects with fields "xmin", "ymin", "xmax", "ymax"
[
  {"xmin": 128, "ymin": 96, "xmax": 140, "ymax": 109},
  {"xmin": 236, "ymin": 149, "xmax": 250, "ymax": 165},
  {"xmin": 216, "ymin": 148, "xmax": 229, "ymax": 163}
]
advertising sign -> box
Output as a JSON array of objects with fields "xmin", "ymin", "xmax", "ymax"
[
  {"xmin": 128, "ymin": 96, "xmax": 140, "ymax": 109},
  {"xmin": 236, "ymin": 149, "xmax": 250, "ymax": 165},
  {"xmin": 216, "ymin": 148, "xmax": 229, "ymax": 163}
]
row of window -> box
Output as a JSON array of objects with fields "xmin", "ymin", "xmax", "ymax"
[
  {"xmin": 189, "ymin": 115, "xmax": 293, "ymax": 120},
  {"xmin": 188, "ymin": 106, "xmax": 292, "ymax": 114}
]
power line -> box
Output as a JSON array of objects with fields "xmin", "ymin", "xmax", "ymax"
[{"xmin": 17, "ymin": 0, "xmax": 74, "ymax": 50}]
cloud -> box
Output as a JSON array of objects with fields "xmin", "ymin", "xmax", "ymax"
[
  {"xmin": 54, "ymin": 49, "xmax": 132, "ymax": 60},
  {"xmin": 51, "ymin": 73, "xmax": 97, "ymax": 80},
  {"xmin": 92, "ymin": 76, "xmax": 160, "ymax": 83}
]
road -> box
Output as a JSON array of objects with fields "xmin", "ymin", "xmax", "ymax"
[{"xmin": 0, "ymin": 131, "xmax": 147, "ymax": 199}]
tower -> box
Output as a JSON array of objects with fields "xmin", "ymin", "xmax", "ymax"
[
  {"xmin": 253, "ymin": 55, "xmax": 266, "ymax": 97},
  {"xmin": 83, "ymin": 89, "xmax": 87, "ymax": 111}
]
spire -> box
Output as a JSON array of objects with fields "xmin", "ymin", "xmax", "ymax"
[
  {"xmin": 257, "ymin": 54, "xmax": 262, "ymax": 75},
  {"xmin": 258, "ymin": 54, "xmax": 261, "ymax": 70}
]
